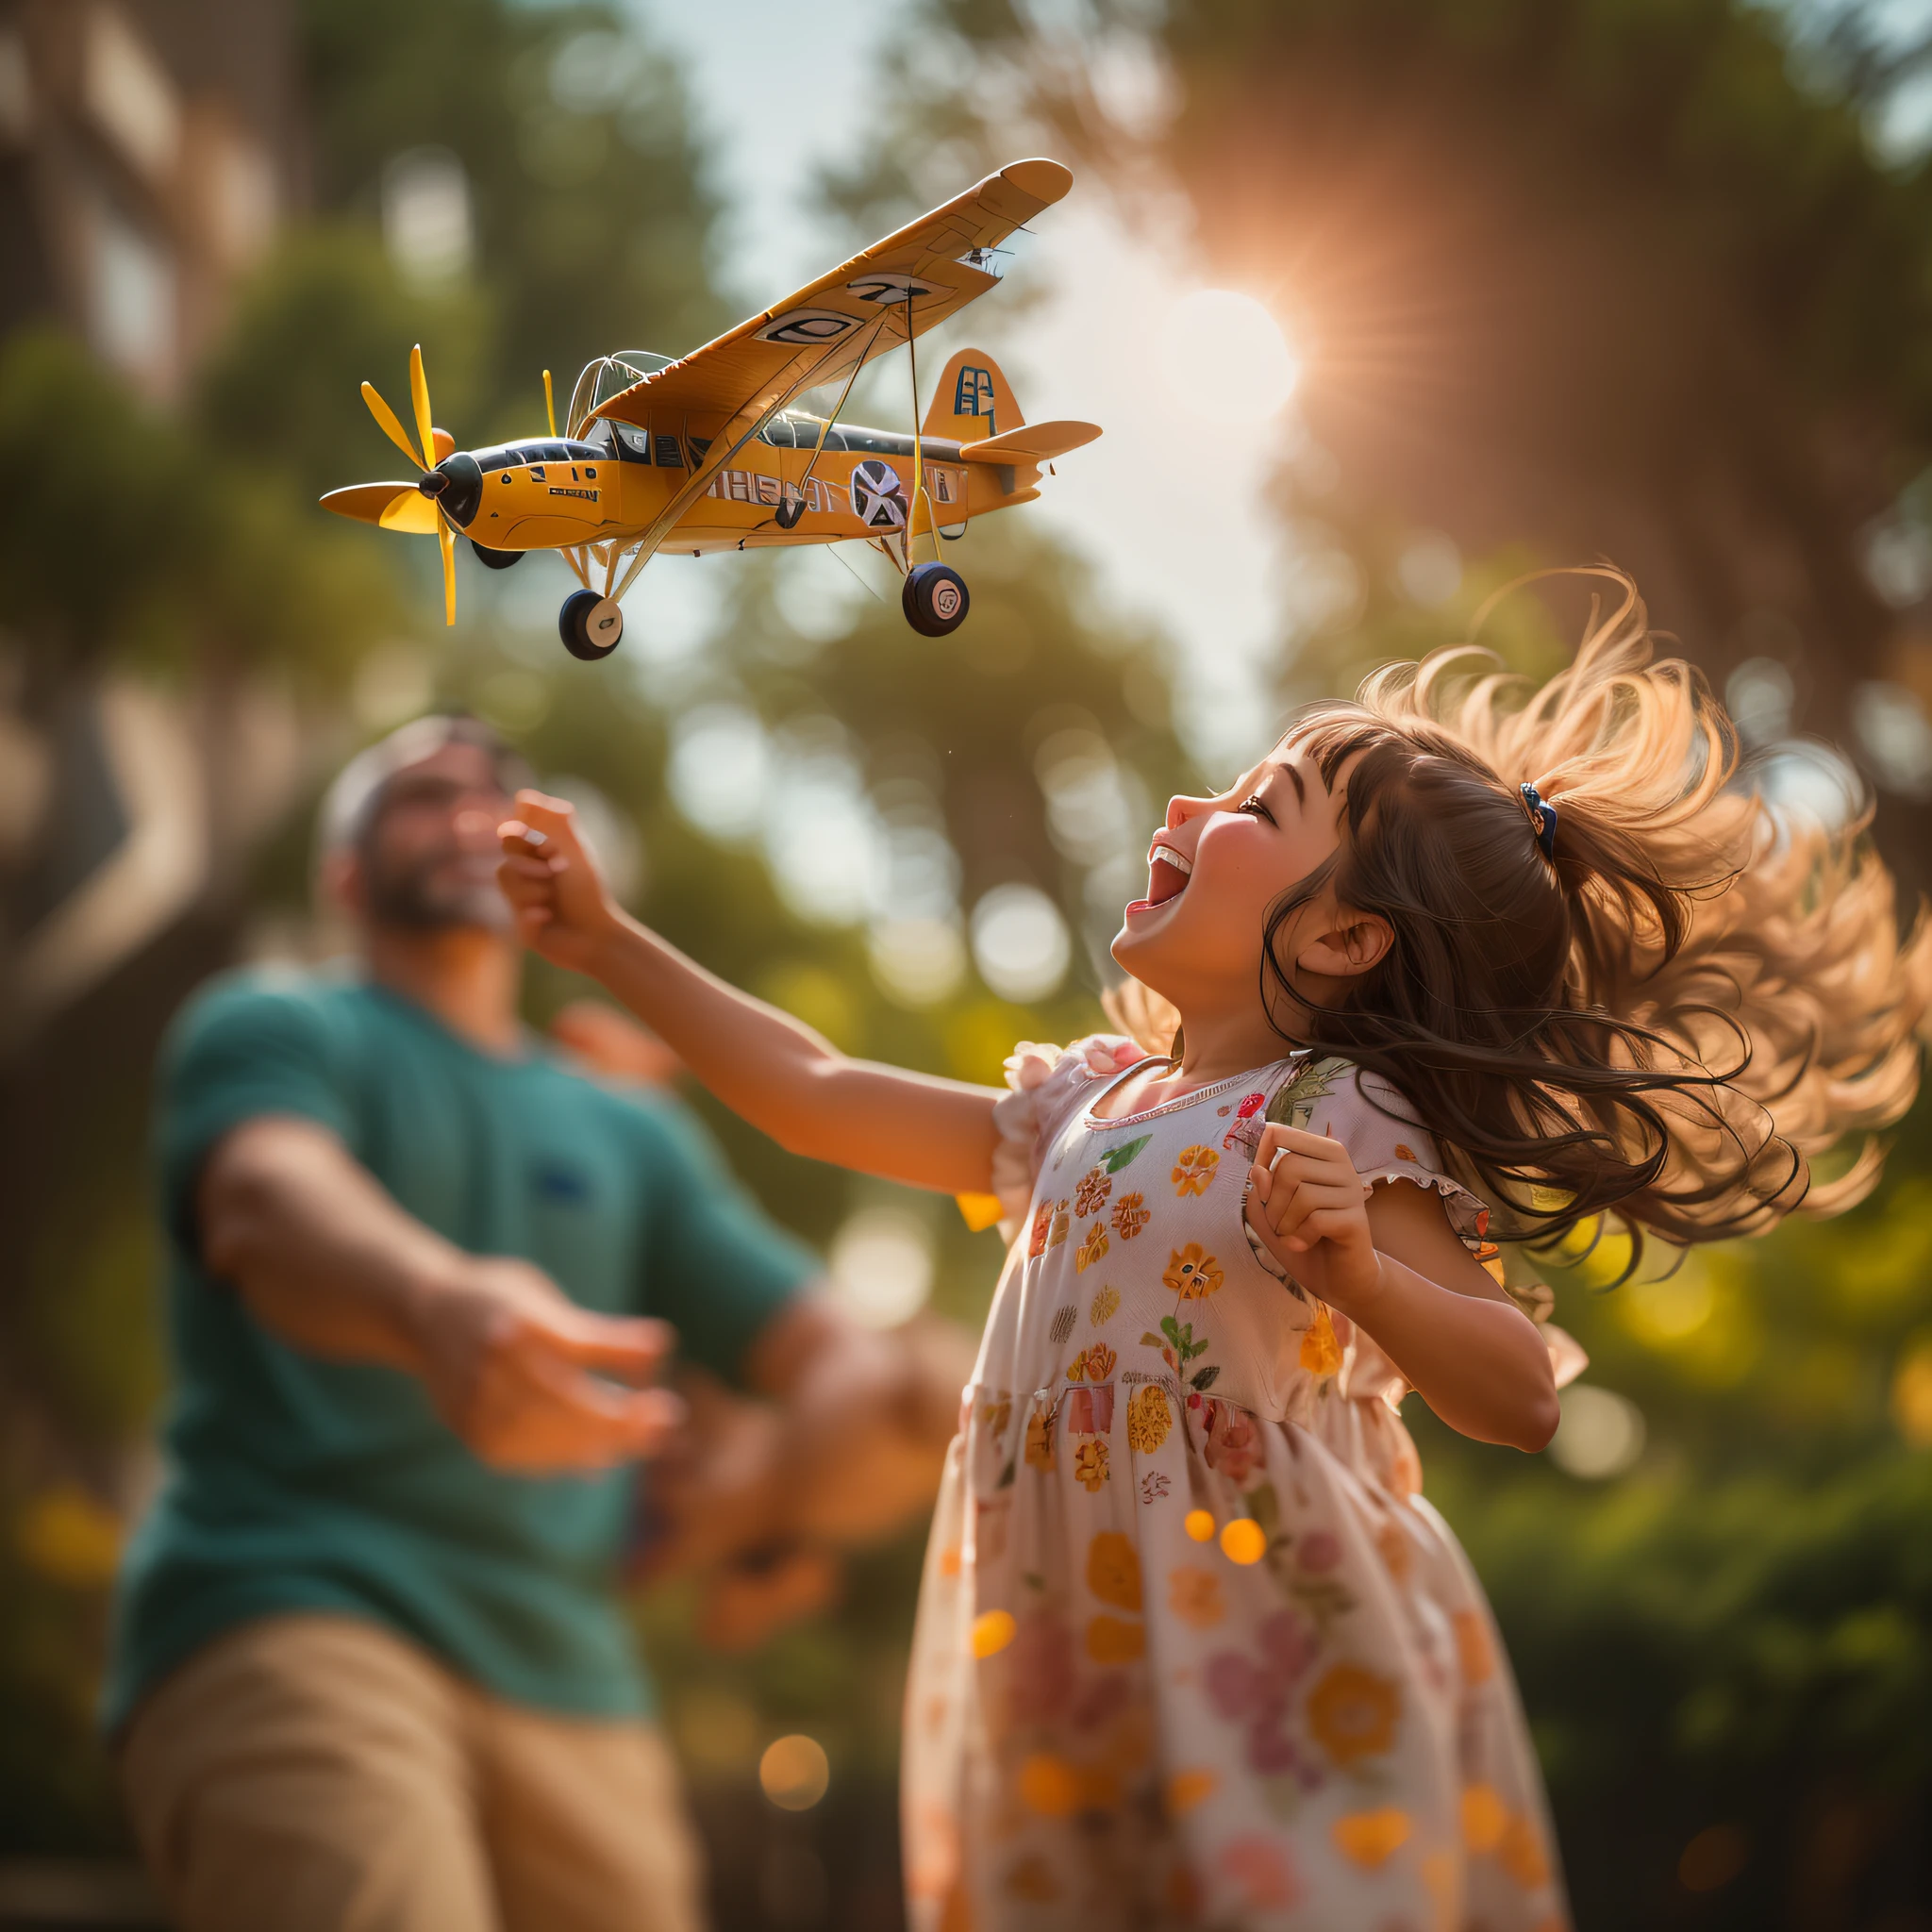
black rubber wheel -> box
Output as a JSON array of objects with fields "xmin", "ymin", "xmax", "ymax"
[
  {"xmin": 558, "ymin": 589, "xmax": 624, "ymax": 660},
  {"xmin": 902, "ymin": 562, "xmax": 969, "ymax": 638},
  {"xmin": 774, "ymin": 496, "xmax": 806, "ymax": 531},
  {"xmin": 471, "ymin": 539, "xmax": 522, "ymax": 570}
]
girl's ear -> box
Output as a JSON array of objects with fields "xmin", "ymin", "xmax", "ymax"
[{"xmin": 1294, "ymin": 909, "xmax": 1393, "ymax": 982}]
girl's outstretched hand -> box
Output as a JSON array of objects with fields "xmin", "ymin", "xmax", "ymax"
[
  {"xmin": 1246, "ymin": 1124, "xmax": 1380, "ymax": 1307},
  {"xmin": 497, "ymin": 790, "xmax": 625, "ymax": 974}
]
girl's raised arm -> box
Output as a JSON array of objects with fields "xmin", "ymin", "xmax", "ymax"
[{"xmin": 499, "ymin": 792, "xmax": 1001, "ymax": 1196}]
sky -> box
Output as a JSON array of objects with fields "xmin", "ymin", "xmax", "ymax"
[{"xmin": 617, "ymin": 0, "xmax": 1301, "ymax": 774}]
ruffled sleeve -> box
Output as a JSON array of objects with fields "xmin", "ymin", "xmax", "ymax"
[
  {"xmin": 1240, "ymin": 1055, "xmax": 1587, "ymax": 1395},
  {"xmin": 988, "ymin": 1035, "xmax": 1144, "ymax": 1239}
]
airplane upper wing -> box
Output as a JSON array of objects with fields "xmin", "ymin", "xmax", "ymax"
[{"xmin": 586, "ymin": 158, "xmax": 1072, "ymax": 563}]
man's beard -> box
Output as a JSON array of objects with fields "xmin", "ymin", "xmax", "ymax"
[{"xmin": 361, "ymin": 843, "xmax": 512, "ymax": 933}]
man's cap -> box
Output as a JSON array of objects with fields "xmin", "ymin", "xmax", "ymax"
[{"xmin": 316, "ymin": 714, "xmax": 535, "ymax": 858}]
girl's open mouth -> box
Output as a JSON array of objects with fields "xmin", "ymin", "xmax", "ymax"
[{"xmin": 1126, "ymin": 837, "xmax": 1191, "ymax": 917}]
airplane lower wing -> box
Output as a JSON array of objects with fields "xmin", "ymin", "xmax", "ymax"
[{"xmin": 587, "ymin": 158, "xmax": 1074, "ymax": 571}]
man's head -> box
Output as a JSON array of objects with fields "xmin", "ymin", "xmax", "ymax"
[{"xmin": 318, "ymin": 716, "xmax": 534, "ymax": 936}]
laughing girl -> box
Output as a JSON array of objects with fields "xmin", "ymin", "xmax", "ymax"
[{"xmin": 498, "ymin": 573, "xmax": 1924, "ymax": 1930}]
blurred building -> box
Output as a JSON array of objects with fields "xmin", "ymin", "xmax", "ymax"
[
  {"xmin": 0, "ymin": 0, "xmax": 295, "ymax": 397},
  {"xmin": 0, "ymin": 0, "xmax": 307, "ymax": 1047}
]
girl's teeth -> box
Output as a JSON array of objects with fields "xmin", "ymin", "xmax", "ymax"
[{"xmin": 1151, "ymin": 844, "xmax": 1192, "ymax": 874}]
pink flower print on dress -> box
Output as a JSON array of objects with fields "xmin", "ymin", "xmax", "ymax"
[
  {"xmin": 1224, "ymin": 1090, "xmax": 1270, "ymax": 1149},
  {"xmin": 1298, "ymin": 1529, "xmax": 1341, "ymax": 1574},
  {"xmin": 1219, "ymin": 1835, "xmax": 1300, "ymax": 1911},
  {"xmin": 1007, "ymin": 1611, "xmax": 1074, "ymax": 1725},
  {"xmin": 1199, "ymin": 1399, "xmax": 1259, "ymax": 1486},
  {"xmin": 1206, "ymin": 1609, "xmax": 1323, "ymax": 1784},
  {"xmin": 1066, "ymin": 1384, "xmax": 1114, "ymax": 1435}
]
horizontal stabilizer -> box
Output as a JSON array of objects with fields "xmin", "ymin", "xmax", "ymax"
[{"xmin": 959, "ymin": 420, "xmax": 1102, "ymax": 464}]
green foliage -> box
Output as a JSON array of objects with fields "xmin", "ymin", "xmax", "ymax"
[
  {"xmin": 301, "ymin": 0, "xmax": 726, "ymax": 428},
  {"xmin": 199, "ymin": 226, "xmax": 487, "ymax": 503}
]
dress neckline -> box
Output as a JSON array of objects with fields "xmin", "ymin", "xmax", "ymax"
[{"xmin": 1081, "ymin": 1051, "xmax": 1305, "ymax": 1130}]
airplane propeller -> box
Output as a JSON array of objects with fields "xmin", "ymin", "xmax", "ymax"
[{"xmin": 319, "ymin": 343, "xmax": 458, "ymax": 625}]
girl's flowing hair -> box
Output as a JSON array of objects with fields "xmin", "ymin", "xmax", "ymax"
[{"xmin": 1123, "ymin": 568, "xmax": 1931, "ymax": 1268}]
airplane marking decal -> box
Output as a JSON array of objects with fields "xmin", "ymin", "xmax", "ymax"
[{"xmin": 953, "ymin": 364, "xmax": 997, "ymax": 431}]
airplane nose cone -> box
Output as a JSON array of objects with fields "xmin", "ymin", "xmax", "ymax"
[{"xmin": 425, "ymin": 452, "xmax": 483, "ymax": 528}]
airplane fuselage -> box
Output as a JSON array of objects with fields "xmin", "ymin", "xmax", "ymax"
[{"xmin": 437, "ymin": 410, "xmax": 1041, "ymax": 558}]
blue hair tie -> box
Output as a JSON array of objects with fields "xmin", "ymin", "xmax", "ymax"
[{"xmin": 1520, "ymin": 782, "xmax": 1558, "ymax": 861}]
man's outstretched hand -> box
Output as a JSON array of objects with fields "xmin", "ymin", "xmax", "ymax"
[
  {"xmin": 202, "ymin": 1115, "xmax": 683, "ymax": 1476},
  {"xmin": 408, "ymin": 1253, "xmax": 682, "ymax": 1474}
]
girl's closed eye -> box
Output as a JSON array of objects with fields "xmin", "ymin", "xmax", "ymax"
[{"xmin": 1238, "ymin": 794, "xmax": 1275, "ymax": 825}]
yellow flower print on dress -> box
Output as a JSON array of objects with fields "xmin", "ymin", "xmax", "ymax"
[
  {"xmin": 1167, "ymin": 1565, "xmax": 1224, "ymax": 1629},
  {"xmin": 1049, "ymin": 1200, "xmax": 1072, "ymax": 1247},
  {"xmin": 1171, "ymin": 1144, "xmax": 1220, "ymax": 1196},
  {"xmin": 1075, "ymin": 1222, "xmax": 1109, "ymax": 1273},
  {"xmin": 1084, "ymin": 1343, "xmax": 1117, "ymax": 1382},
  {"xmin": 1074, "ymin": 1166, "xmax": 1113, "ymax": 1218},
  {"xmin": 1497, "ymin": 1815, "xmax": 1552, "ymax": 1888},
  {"xmin": 1125, "ymin": 1383, "xmax": 1172, "ymax": 1453},
  {"xmin": 1086, "ymin": 1530, "xmax": 1141, "ymax": 1611},
  {"xmin": 1024, "ymin": 1402, "xmax": 1056, "ymax": 1471},
  {"xmin": 1299, "ymin": 1305, "xmax": 1343, "ymax": 1376},
  {"xmin": 1307, "ymin": 1662, "xmax": 1401, "ymax": 1767},
  {"xmin": 1111, "ymin": 1191, "xmax": 1150, "ymax": 1240},
  {"xmin": 1163, "ymin": 1243, "xmax": 1224, "ymax": 1299},
  {"xmin": 1084, "ymin": 1613, "xmax": 1144, "ymax": 1664},
  {"xmin": 1073, "ymin": 1439, "xmax": 1109, "ymax": 1491},
  {"xmin": 1333, "ymin": 1808, "xmax": 1411, "ymax": 1869},
  {"xmin": 1089, "ymin": 1285, "xmax": 1121, "ymax": 1325}
]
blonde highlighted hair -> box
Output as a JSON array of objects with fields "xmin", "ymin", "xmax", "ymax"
[{"xmin": 1117, "ymin": 568, "xmax": 1930, "ymax": 1262}]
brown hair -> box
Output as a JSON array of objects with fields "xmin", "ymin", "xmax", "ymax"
[{"xmin": 1126, "ymin": 570, "xmax": 1931, "ymax": 1269}]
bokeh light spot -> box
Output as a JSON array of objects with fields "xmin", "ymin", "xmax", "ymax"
[
  {"xmin": 1547, "ymin": 1385, "xmax": 1646, "ymax": 1481},
  {"xmin": 758, "ymin": 1734, "xmax": 830, "ymax": 1811},
  {"xmin": 1184, "ymin": 1508, "xmax": 1216, "ymax": 1542},
  {"xmin": 1220, "ymin": 1518, "xmax": 1266, "ymax": 1565},
  {"xmin": 972, "ymin": 1607, "xmax": 1016, "ymax": 1658}
]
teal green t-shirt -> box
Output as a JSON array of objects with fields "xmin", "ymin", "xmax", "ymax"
[{"xmin": 104, "ymin": 968, "xmax": 818, "ymax": 1732}]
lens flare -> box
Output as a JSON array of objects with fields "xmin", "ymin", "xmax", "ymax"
[{"xmin": 1160, "ymin": 290, "xmax": 1300, "ymax": 422}]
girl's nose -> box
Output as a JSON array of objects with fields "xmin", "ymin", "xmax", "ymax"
[{"xmin": 1166, "ymin": 794, "xmax": 1208, "ymax": 830}]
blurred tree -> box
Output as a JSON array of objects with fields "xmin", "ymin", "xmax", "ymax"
[
  {"xmin": 933, "ymin": 0, "xmax": 1932, "ymax": 893},
  {"xmin": 301, "ymin": 0, "xmax": 726, "ymax": 437}
]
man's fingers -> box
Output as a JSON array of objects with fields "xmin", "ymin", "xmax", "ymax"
[{"xmin": 550, "ymin": 1313, "xmax": 675, "ymax": 1381}]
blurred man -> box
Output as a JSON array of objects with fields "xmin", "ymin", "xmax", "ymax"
[{"xmin": 107, "ymin": 716, "xmax": 957, "ymax": 1932}]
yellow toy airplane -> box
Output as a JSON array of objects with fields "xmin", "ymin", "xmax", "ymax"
[{"xmin": 322, "ymin": 158, "xmax": 1100, "ymax": 657}]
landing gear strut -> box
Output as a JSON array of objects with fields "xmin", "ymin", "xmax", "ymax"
[
  {"xmin": 559, "ymin": 589, "xmax": 624, "ymax": 659},
  {"xmin": 902, "ymin": 562, "xmax": 969, "ymax": 638}
]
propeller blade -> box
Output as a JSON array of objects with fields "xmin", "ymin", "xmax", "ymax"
[
  {"xmin": 438, "ymin": 520, "xmax": 457, "ymax": 626},
  {"xmin": 321, "ymin": 481, "xmax": 429, "ymax": 526},
  {"xmin": 361, "ymin": 382, "xmax": 425, "ymax": 471},
  {"xmin": 408, "ymin": 345, "xmax": 437, "ymax": 489},
  {"xmin": 543, "ymin": 368, "xmax": 557, "ymax": 439},
  {"xmin": 383, "ymin": 491, "xmax": 442, "ymax": 535}
]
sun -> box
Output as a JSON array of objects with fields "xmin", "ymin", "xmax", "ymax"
[{"xmin": 1159, "ymin": 290, "xmax": 1300, "ymax": 423}]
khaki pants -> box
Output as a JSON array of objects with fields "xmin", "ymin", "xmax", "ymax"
[{"xmin": 120, "ymin": 1613, "xmax": 706, "ymax": 1932}]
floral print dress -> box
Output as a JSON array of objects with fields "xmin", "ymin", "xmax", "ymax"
[{"xmin": 902, "ymin": 1039, "xmax": 1574, "ymax": 1932}]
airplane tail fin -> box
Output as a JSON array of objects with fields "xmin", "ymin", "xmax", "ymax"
[{"xmin": 924, "ymin": 349, "xmax": 1024, "ymax": 441}]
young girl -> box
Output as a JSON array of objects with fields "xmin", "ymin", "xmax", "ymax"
[{"xmin": 498, "ymin": 572, "xmax": 1925, "ymax": 1931}]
